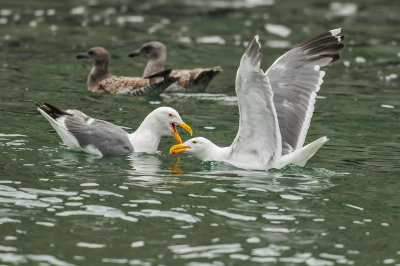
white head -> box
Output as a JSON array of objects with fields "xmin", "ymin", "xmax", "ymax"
[
  {"xmin": 169, "ymin": 137, "xmax": 219, "ymax": 161},
  {"xmin": 140, "ymin": 107, "xmax": 192, "ymax": 143}
]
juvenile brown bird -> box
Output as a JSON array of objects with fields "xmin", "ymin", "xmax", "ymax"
[
  {"xmin": 129, "ymin": 42, "xmax": 221, "ymax": 93},
  {"xmin": 76, "ymin": 47, "xmax": 179, "ymax": 96}
]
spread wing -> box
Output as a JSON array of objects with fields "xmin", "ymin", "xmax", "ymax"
[
  {"xmin": 266, "ymin": 28, "xmax": 344, "ymax": 155},
  {"xmin": 230, "ymin": 36, "xmax": 281, "ymax": 166},
  {"xmin": 65, "ymin": 113, "xmax": 134, "ymax": 156}
]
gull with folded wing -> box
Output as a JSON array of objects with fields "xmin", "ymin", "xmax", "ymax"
[{"xmin": 36, "ymin": 103, "xmax": 192, "ymax": 156}]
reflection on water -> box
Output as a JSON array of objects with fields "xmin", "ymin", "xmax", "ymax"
[
  {"xmin": 126, "ymin": 153, "xmax": 162, "ymax": 174},
  {"xmin": 163, "ymin": 93, "xmax": 238, "ymax": 105}
]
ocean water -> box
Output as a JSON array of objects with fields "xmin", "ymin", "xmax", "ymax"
[{"xmin": 0, "ymin": 0, "xmax": 399, "ymax": 265}]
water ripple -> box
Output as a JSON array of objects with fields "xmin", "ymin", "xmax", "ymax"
[
  {"xmin": 128, "ymin": 209, "xmax": 199, "ymax": 223},
  {"xmin": 56, "ymin": 205, "xmax": 137, "ymax": 222},
  {"xmin": 169, "ymin": 243, "xmax": 242, "ymax": 258},
  {"xmin": 0, "ymin": 253, "xmax": 74, "ymax": 266},
  {"xmin": 82, "ymin": 189, "xmax": 123, "ymax": 197},
  {"xmin": 210, "ymin": 209, "xmax": 257, "ymax": 221}
]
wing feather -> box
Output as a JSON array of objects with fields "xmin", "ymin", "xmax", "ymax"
[
  {"xmin": 230, "ymin": 36, "xmax": 281, "ymax": 167},
  {"xmin": 65, "ymin": 116, "xmax": 134, "ymax": 156},
  {"xmin": 266, "ymin": 28, "xmax": 344, "ymax": 155}
]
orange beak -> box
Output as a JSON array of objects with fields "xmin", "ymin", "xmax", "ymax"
[
  {"xmin": 169, "ymin": 144, "xmax": 190, "ymax": 154},
  {"xmin": 170, "ymin": 122, "xmax": 192, "ymax": 144}
]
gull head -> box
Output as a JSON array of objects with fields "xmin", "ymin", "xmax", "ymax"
[
  {"xmin": 128, "ymin": 41, "xmax": 167, "ymax": 60},
  {"xmin": 76, "ymin": 47, "xmax": 109, "ymax": 66},
  {"xmin": 169, "ymin": 137, "xmax": 217, "ymax": 161},
  {"xmin": 146, "ymin": 107, "xmax": 192, "ymax": 144}
]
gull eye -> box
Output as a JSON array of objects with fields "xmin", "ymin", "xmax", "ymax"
[
  {"xmin": 142, "ymin": 46, "xmax": 152, "ymax": 52},
  {"xmin": 88, "ymin": 50, "xmax": 95, "ymax": 56},
  {"xmin": 192, "ymin": 140, "xmax": 197, "ymax": 144},
  {"xmin": 168, "ymin": 113, "xmax": 173, "ymax": 117}
]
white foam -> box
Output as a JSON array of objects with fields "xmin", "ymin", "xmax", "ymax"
[
  {"xmin": 330, "ymin": 3, "xmax": 358, "ymax": 16},
  {"xmin": 76, "ymin": 242, "xmax": 105, "ymax": 248},
  {"xmin": 262, "ymin": 214, "xmax": 296, "ymax": 220},
  {"xmin": 280, "ymin": 194, "xmax": 303, "ymax": 201},
  {"xmin": 196, "ymin": 36, "xmax": 226, "ymax": 45},
  {"xmin": 0, "ymin": 9, "xmax": 12, "ymax": 16},
  {"xmin": 265, "ymin": 24, "xmax": 291, "ymax": 37},
  {"xmin": 210, "ymin": 209, "xmax": 257, "ymax": 221},
  {"xmin": 131, "ymin": 241, "xmax": 144, "ymax": 248},
  {"xmin": 265, "ymin": 40, "xmax": 290, "ymax": 48},
  {"xmin": 355, "ymin": 56, "xmax": 366, "ymax": 63},
  {"xmin": 381, "ymin": 104, "xmax": 394, "ymax": 109},
  {"xmin": 70, "ymin": 6, "xmax": 85, "ymax": 15}
]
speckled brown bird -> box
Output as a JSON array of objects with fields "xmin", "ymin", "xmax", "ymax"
[
  {"xmin": 129, "ymin": 42, "xmax": 221, "ymax": 93},
  {"xmin": 76, "ymin": 47, "xmax": 179, "ymax": 96}
]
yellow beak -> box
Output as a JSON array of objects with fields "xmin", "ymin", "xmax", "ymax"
[
  {"xmin": 170, "ymin": 144, "xmax": 190, "ymax": 154},
  {"xmin": 171, "ymin": 122, "xmax": 193, "ymax": 144}
]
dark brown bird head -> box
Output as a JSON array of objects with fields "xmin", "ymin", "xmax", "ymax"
[
  {"xmin": 76, "ymin": 47, "xmax": 110, "ymax": 66},
  {"xmin": 128, "ymin": 41, "xmax": 167, "ymax": 60}
]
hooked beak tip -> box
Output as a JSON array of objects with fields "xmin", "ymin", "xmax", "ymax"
[
  {"xmin": 178, "ymin": 122, "xmax": 193, "ymax": 136},
  {"xmin": 169, "ymin": 144, "xmax": 190, "ymax": 154}
]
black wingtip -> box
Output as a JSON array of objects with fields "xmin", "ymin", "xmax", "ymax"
[
  {"xmin": 145, "ymin": 69, "xmax": 172, "ymax": 79},
  {"xmin": 295, "ymin": 29, "xmax": 344, "ymax": 66},
  {"xmin": 36, "ymin": 102, "xmax": 72, "ymax": 119},
  {"xmin": 331, "ymin": 53, "xmax": 340, "ymax": 62}
]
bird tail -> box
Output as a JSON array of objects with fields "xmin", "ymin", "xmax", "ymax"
[
  {"xmin": 34, "ymin": 102, "xmax": 71, "ymax": 120},
  {"xmin": 129, "ymin": 69, "xmax": 180, "ymax": 96},
  {"xmin": 290, "ymin": 136, "xmax": 329, "ymax": 167},
  {"xmin": 189, "ymin": 66, "xmax": 222, "ymax": 93}
]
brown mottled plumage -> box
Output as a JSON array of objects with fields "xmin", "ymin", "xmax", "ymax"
[
  {"xmin": 76, "ymin": 47, "xmax": 179, "ymax": 96},
  {"xmin": 129, "ymin": 42, "xmax": 222, "ymax": 93}
]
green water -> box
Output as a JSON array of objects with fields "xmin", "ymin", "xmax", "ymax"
[{"xmin": 1, "ymin": 0, "xmax": 400, "ymax": 265}]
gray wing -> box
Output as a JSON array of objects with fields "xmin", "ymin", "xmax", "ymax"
[
  {"xmin": 266, "ymin": 28, "xmax": 344, "ymax": 155},
  {"xmin": 65, "ymin": 115, "xmax": 133, "ymax": 156},
  {"xmin": 230, "ymin": 36, "xmax": 281, "ymax": 166}
]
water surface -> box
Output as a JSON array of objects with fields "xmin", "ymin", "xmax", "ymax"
[{"xmin": 1, "ymin": 0, "xmax": 399, "ymax": 265}]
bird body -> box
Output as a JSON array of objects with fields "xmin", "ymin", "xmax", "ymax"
[
  {"xmin": 170, "ymin": 29, "xmax": 344, "ymax": 170},
  {"xmin": 77, "ymin": 47, "xmax": 178, "ymax": 96},
  {"xmin": 129, "ymin": 42, "xmax": 221, "ymax": 93},
  {"xmin": 36, "ymin": 103, "xmax": 192, "ymax": 156}
]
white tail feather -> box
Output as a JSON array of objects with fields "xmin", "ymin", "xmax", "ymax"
[{"xmin": 291, "ymin": 136, "xmax": 329, "ymax": 167}]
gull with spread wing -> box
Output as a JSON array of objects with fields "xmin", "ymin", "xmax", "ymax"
[
  {"xmin": 36, "ymin": 103, "xmax": 192, "ymax": 156},
  {"xmin": 170, "ymin": 29, "xmax": 344, "ymax": 170}
]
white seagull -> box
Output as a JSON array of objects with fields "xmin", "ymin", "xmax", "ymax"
[
  {"xmin": 170, "ymin": 29, "xmax": 344, "ymax": 170},
  {"xmin": 36, "ymin": 103, "xmax": 192, "ymax": 156}
]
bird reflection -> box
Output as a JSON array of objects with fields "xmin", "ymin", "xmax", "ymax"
[
  {"xmin": 126, "ymin": 153, "xmax": 161, "ymax": 175},
  {"xmin": 168, "ymin": 157, "xmax": 184, "ymax": 175}
]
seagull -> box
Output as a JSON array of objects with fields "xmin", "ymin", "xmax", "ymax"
[
  {"xmin": 128, "ymin": 41, "xmax": 222, "ymax": 93},
  {"xmin": 169, "ymin": 29, "xmax": 344, "ymax": 170},
  {"xmin": 76, "ymin": 47, "xmax": 179, "ymax": 96},
  {"xmin": 35, "ymin": 102, "xmax": 192, "ymax": 156}
]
